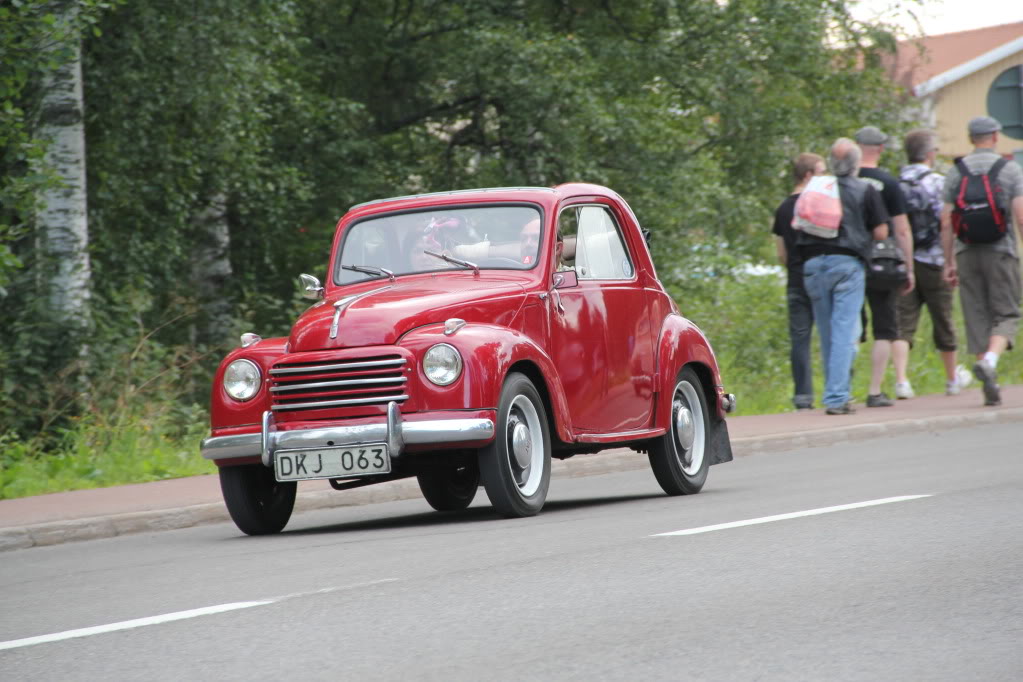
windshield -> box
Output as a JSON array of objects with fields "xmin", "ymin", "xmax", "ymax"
[{"xmin": 336, "ymin": 205, "xmax": 542, "ymax": 284}]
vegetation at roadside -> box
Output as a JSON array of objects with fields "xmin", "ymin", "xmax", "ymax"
[
  {"xmin": 4, "ymin": 0, "xmax": 970, "ymax": 499},
  {"xmin": 6, "ymin": 268, "xmax": 1019, "ymax": 500}
]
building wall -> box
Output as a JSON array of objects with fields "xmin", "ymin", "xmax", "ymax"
[{"xmin": 929, "ymin": 50, "xmax": 1023, "ymax": 158}]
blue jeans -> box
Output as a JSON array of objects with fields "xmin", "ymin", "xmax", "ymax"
[
  {"xmin": 802, "ymin": 255, "xmax": 866, "ymax": 409},
  {"xmin": 787, "ymin": 285, "xmax": 815, "ymax": 407}
]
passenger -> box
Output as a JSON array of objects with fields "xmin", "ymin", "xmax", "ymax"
[{"xmin": 403, "ymin": 216, "xmax": 464, "ymax": 271}]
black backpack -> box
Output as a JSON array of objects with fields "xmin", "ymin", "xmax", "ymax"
[
  {"xmin": 952, "ymin": 158, "xmax": 1009, "ymax": 244},
  {"xmin": 867, "ymin": 236, "xmax": 909, "ymax": 292},
  {"xmin": 899, "ymin": 169, "xmax": 940, "ymax": 250}
]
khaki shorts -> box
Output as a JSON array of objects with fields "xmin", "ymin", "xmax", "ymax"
[
  {"xmin": 896, "ymin": 261, "xmax": 956, "ymax": 351},
  {"xmin": 956, "ymin": 249, "xmax": 1022, "ymax": 354}
]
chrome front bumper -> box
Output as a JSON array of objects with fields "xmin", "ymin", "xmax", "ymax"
[{"xmin": 200, "ymin": 402, "xmax": 495, "ymax": 467}]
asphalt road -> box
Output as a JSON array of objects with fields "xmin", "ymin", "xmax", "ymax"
[{"xmin": 2, "ymin": 423, "xmax": 1021, "ymax": 681}]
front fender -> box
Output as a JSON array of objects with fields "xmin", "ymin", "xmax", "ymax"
[
  {"xmin": 209, "ymin": 337, "xmax": 289, "ymax": 430},
  {"xmin": 399, "ymin": 323, "xmax": 573, "ymax": 442}
]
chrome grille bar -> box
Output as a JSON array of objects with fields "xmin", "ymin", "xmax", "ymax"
[
  {"xmin": 270, "ymin": 358, "xmax": 406, "ymax": 375},
  {"xmin": 270, "ymin": 376, "xmax": 407, "ymax": 393},
  {"xmin": 271, "ymin": 395, "xmax": 410, "ymax": 411}
]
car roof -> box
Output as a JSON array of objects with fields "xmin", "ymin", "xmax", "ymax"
[{"xmin": 345, "ymin": 183, "xmax": 621, "ymax": 217}]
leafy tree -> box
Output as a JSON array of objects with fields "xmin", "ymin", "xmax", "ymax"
[{"xmin": 2, "ymin": 0, "xmax": 912, "ymax": 443}]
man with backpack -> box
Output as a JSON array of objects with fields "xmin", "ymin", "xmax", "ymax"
[
  {"xmin": 796, "ymin": 138, "xmax": 889, "ymax": 414},
  {"xmin": 941, "ymin": 116, "xmax": 1023, "ymax": 406},
  {"xmin": 892, "ymin": 129, "xmax": 971, "ymax": 399}
]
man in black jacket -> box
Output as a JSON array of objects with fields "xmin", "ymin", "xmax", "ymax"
[{"xmin": 798, "ymin": 138, "xmax": 889, "ymax": 414}]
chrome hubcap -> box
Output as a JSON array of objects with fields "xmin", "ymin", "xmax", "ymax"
[
  {"xmin": 672, "ymin": 380, "xmax": 706, "ymax": 476},
  {"xmin": 511, "ymin": 422, "xmax": 532, "ymax": 468},
  {"xmin": 676, "ymin": 405, "xmax": 695, "ymax": 451},
  {"xmin": 506, "ymin": 395, "xmax": 544, "ymax": 496}
]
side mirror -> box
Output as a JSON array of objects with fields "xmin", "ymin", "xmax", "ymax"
[
  {"xmin": 642, "ymin": 228, "xmax": 652, "ymax": 245},
  {"xmin": 552, "ymin": 270, "xmax": 578, "ymax": 289},
  {"xmin": 299, "ymin": 273, "xmax": 324, "ymax": 300}
]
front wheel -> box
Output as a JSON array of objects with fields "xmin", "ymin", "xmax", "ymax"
[
  {"xmin": 479, "ymin": 372, "xmax": 552, "ymax": 517},
  {"xmin": 219, "ymin": 464, "xmax": 297, "ymax": 535},
  {"xmin": 417, "ymin": 461, "xmax": 480, "ymax": 512},
  {"xmin": 648, "ymin": 367, "xmax": 710, "ymax": 496}
]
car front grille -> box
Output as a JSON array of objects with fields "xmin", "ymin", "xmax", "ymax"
[{"xmin": 270, "ymin": 353, "xmax": 410, "ymax": 413}]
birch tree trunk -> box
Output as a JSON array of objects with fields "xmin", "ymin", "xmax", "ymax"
[
  {"xmin": 35, "ymin": 1, "xmax": 91, "ymax": 333},
  {"xmin": 191, "ymin": 192, "xmax": 234, "ymax": 346}
]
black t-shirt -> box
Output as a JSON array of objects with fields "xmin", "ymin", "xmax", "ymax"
[
  {"xmin": 771, "ymin": 193, "xmax": 803, "ymax": 288},
  {"xmin": 861, "ymin": 184, "xmax": 889, "ymax": 232},
  {"xmin": 858, "ymin": 166, "xmax": 907, "ymax": 224}
]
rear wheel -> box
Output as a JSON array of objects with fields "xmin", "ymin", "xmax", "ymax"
[
  {"xmin": 479, "ymin": 372, "xmax": 551, "ymax": 517},
  {"xmin": 648, "ymin": 367, "xmax": 710, "ymax": 496},
  {"xmin": 417, "ymin": 461, "xmax": 480, "ymax": 511},
  {"xmin": 219, "ymin": 464, "xmax": 296, "ymax": 535}
]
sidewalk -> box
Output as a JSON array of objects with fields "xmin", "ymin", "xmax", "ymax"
[{"xmin": 2, "ymin": 386, "xmax": 1021, "ymax": 552}]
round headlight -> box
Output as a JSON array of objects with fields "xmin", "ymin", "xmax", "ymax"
[
  {"xmin": 223, "ymin": 359, "xmax": 261, "ymax": 401},
  {"xmin": 423, "ymin": 343, "xmax": 463, "ymax": 386}
]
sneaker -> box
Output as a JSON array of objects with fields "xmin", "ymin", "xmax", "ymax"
[
  {"xmin": 973, "ymin": 360, "xmax": 1002, "ymax": 406},
  {"xmin": 866, "ymin": 392, "xmax": 895, "ymax": 407},
  {"xmin": 894, "ymin": 381, "xmax": 915, "ymax": 399},
  {"xmin": 793, "ymin": 395, "xmax": 814, "ymax": 410},
  {"xmin": 825, "ymin": 402, "xmax": 856, "ymax": 415},
  {"xmin": 945, "ymin": 380, "xmax": 961, "ymax": 396},
  {"xmin": 956, "ymin": 364, "xmax": 974, "ymax": 389}
]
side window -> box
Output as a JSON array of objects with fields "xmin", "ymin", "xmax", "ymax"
[{"xmin": 557, "ymin": 205, "xmax": 633, "ymax": 279}]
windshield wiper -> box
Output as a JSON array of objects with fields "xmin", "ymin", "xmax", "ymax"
[
  {"xmin": 424, "ymin": 250, "xmax": 479, "ymax": 277},
  {"xmin": 341, "ymin": 263, "xmax": 395, "ymax": 283}
]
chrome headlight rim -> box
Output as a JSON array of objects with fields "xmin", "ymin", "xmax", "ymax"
[
  {"xmin": 423, "ymin": 343, "xmax": 463, "ymax": 386},
  {"xmin": 223, "ymin": 358, "xmax": 262, "ymax": 402}
]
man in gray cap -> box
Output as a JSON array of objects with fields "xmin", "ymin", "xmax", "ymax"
[
  {"xmin": 855, "ymin": 125, "xmax": 915, "ymax": 408},
  {"xmin": 941, "ymin": 115, "xmax": 1023, "ymax": 406}
]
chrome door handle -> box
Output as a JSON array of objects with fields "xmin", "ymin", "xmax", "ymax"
[{"xmin": 550, "ymin": 288, "xmax": 565, "ymax": 314}]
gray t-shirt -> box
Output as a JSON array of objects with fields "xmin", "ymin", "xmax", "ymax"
[{"xmin": 942, "ymin": 148, "xmax": 1023, "ymax": 258}]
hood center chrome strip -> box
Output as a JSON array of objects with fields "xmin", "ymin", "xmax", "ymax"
[{"xmin": 329, "ymin": 285, "xmax": 392, "ymax": 339}]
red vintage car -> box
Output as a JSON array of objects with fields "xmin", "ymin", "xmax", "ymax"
[{"xmin": 201, "ymin": 184, "xmax": 735, "ymax": 535}]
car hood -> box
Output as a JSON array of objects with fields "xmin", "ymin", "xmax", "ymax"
[{"xmin": 289, "ymin": 276, "xmax": 529, "ymax": 351}]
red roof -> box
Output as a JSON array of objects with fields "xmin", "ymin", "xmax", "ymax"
[{"xmin": 889, "ymin": 21, "xmax": 1023, "ymax": 91}]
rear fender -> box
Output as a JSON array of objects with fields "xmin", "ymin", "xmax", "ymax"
[{"xmin": 655, "ymin": 314, "xmax": 727, "ymax": 426}]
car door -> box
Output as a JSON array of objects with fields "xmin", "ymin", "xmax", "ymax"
[{"xmin": 549, "ymin": 201, "xmax": 655, "ymax": 433}]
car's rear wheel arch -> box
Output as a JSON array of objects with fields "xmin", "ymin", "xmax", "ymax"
[{"xmin": 686, "ymin": 361, "xmax": 717, "ymax": 415}]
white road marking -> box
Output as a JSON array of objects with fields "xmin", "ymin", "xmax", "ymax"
[
  {"xmin": 0, "ymin": 578, "xmax": 399, "ymax": 652},
  {"xmin": 651, "ymin": 495, "xmax": 933, "ymax": 537}
]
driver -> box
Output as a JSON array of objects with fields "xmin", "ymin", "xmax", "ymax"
[{"xmin": 519, "ymin": 218, "xmax": 540, "ymax": 265}]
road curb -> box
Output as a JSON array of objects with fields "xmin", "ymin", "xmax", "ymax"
[{"xmin": 4, "ymin": 407, "xmax": 1022, "ymax": 552}]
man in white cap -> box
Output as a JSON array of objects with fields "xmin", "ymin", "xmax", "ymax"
[{"xmin": 941, "ymin": 115, "xmax": 1023, "ymax": 406}]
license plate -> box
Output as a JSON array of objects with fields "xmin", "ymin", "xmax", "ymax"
[{"xmin": 274, "ymin": 444, "xmax": 390, "ymax": 482}]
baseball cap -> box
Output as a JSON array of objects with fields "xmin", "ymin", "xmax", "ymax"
[
  {"xmin": 854, "ymin": 126, "xmax": 889, "ymax": 145},
  {"xmin": 967, "ymin": 116, "xmax": 1002, "ymax": 136}
]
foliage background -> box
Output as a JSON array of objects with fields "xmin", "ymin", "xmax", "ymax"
[{"xmin": 4, "ymin": 0, "xmax": 1018, "ymax": 498}]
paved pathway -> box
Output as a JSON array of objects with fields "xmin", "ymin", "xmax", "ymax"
[{"xmin": 2, "ymin": 385, "xmax": 1020, "ymax": 551}]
